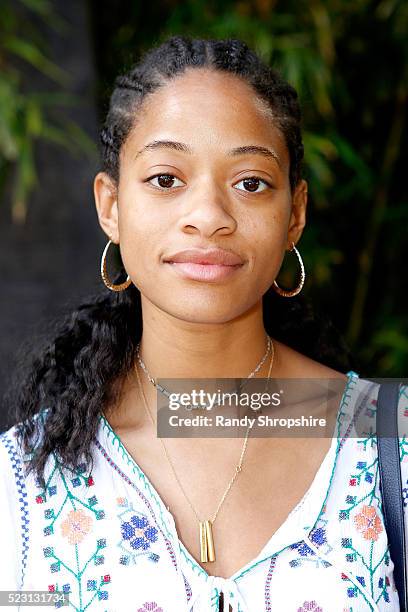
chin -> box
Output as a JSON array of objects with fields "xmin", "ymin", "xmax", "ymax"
[{"xmin": 157, "ymin": 295, "xmax": 248, "ymax": 325}]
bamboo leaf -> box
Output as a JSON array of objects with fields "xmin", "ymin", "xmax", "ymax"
[{"xmin": 3, "ymin": 36, "xmax": 70, "ymax": 85}]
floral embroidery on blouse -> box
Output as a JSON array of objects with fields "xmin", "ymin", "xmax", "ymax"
[
  {"xmin": 332, "ymin": 393, "xmax": 394, "ymax": 606},
  {"xmin": 354, "ymin": 505, "xmax": 383, "ymax": 541},
  {"xmin": 137, "ymin": 603, "xmax": 164, "ymax": 612},
  {"xmin": 60, "ymin": 508, "xmax": 93, "ymax": 545},
  {"xmin": 297, "ymin": 601, "xmax": 323, "ymax": 612},
  {"xmin": 117, "ymin": 496, "xmax": 160, "ymax": 563},
  {"xmin": 32, "ymin": 452, "xmax": 112, "ymax": 607},
  {"xmin": 1, "ymin": 376, "xmax": 408, "ymax": 611}
]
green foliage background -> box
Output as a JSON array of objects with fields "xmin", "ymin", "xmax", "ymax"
[
  {"xmin": 0, "ymin": 0, "xmax": 95, "ymax": 223},
  {"xmin": 2, "ymin": 0, "xmax": 407, "ymax": 375}
]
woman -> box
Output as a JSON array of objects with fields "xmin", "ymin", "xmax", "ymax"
[{"xmin": 1, "ymin": 35, "xmax": 406, "ymax": 612}]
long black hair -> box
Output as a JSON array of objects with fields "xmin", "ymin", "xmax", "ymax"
[{"xmin": 5, "ymin": 35, "xmax": 356, "ymax": 490}]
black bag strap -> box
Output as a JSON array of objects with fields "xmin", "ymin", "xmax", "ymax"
[{"xmin": 377, "ymin": 381, "xmax": 407, "ymax": 611}]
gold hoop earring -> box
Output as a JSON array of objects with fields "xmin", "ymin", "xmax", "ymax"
[
  {"xmin": 272, "ymin": 241, "xmax": 305, "ymax": 297},
  {"xmin": 100, "ymin": 239, "xmax": 132, "ymax": 292}
]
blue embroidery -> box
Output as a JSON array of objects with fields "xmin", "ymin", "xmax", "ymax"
[
  {"xmin": 289, "ymin": 540, "xmax": 316, "ymax": 557},
  {"xmin": 309, "ymin": 527, "xmax": 327, "ymax": 547},
  {"xmin": 121, "ymin": 515, "xmax": 158, "ymax": 549},
  {"xmin": 121, "ymin": 514, "xmax": 158, "ymax": 551},
  {"xmin": 0, "ymin": 430, "xmax": 30, "ymax": 589},
  {"xmin": 117, "ymin": 498, "xmax": 161, "ymax": 565}
]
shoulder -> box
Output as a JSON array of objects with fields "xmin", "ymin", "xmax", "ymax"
[
  {"xmin": 398, "ymin": 383, "xmax": 408, "ymax": 473},
  {"xmin": 273, "ymin": 338, "xmax": 349, "ymax": 381},
  {"xmin": 0, "ymin": 419, "xmax": 32, "ymax": 506},
  {"xmin": 0, "ymin": 410, "xmax": 49, "ymax": 486},
  {"xmin": 0, "ymin": 422, "xmax": 26, "ymax": 473}
]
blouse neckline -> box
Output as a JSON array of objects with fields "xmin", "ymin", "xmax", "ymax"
[{"xmin": 96, "ymin": 370, "xmax": 360, "ymax": 582}]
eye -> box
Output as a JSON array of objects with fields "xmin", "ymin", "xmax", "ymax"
[
  {"xmin": 234, "ymin": 176, "xmax": 272, "ymax": 193},
  {"xmin": 145, "ymin": 173, "xmax": 185, "ymax": 190}
]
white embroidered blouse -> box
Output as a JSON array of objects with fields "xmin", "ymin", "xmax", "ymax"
[{"xmin": 1, "ymin": 371, "xmax": 408, "ymax": 612}]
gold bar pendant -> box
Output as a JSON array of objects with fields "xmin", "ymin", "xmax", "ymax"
[
  {"xmin": 199, "ymin": 521, "xmax": 208, "ymax": 562},
  {"xmin": 204, "ymin": 519, "xmax": 216, "ymax": 562}
]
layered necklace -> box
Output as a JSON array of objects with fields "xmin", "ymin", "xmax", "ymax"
[{"xmin": 134, "ymin": 335, "xmax": 275, "ymax": 563}]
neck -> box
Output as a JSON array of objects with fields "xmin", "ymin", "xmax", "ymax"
[
  {"xmin": 137, "ymin": 295, "xmax": 278, "ymax": 379},
  {"xmin": 107, "ymin": 296, "xmax": 286, "ymax": 431}
]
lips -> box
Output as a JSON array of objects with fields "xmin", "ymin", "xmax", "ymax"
[
  {"xmin": 163, "ymin": 247, "xmax": 245, "ymax": 283},
  {"xmin": 163, "ymin": 247, "xmax": 244, "ymax": 266}
]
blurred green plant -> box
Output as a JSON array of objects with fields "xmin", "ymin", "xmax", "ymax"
[{"xmin": 0, "ymin": 0, "xmax": 96, "ymax": 224}]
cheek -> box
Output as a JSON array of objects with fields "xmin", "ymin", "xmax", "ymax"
[
  {"xmin": 242, "ymin": 210, "xmax": 288, "ymax": 273},
  {"xmin": 117, "ymin": 205, "xmax": 166, "ymax": 281}
]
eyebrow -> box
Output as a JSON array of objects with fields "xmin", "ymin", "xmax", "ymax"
[{"xmin": 134, "ymin": 139, "xmax": 282, "ymax": 167}]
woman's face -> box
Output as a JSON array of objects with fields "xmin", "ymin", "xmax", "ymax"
[{"xmin": 94, "ymin": 68, "xmax": 307, "ymax": 324}]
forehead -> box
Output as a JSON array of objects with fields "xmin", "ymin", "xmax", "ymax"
[{"xmin": 123, "ymin": 68, "xmax": 289, "ymax": 166}]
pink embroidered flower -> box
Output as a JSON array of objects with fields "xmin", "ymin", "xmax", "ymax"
[
  {"xmin": 354, "ymin": 504, "xmax": 383, "ymax": 541},
  {"xmin": 297, "ymin": 601, "xmax": 323, "ymax": 612},
  {"xmin": 137, "ymin": 604, "xmax": 163, "ymax": 612},
  {"xmin": 61, "ymin": 508, "xmax": 93, "ymax": 544}
]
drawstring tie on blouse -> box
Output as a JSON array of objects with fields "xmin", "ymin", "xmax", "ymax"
[{"xmin": 187, "ymin": 575, "xmax": 248, "ymax": 612}]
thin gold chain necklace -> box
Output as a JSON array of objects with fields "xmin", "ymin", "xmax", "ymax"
[
  {"xmin": 134, "ymin": 337, "xmax": 275, "ymax": 563},
  {"xmin": 136, "ymin": 336, "xmax": 272, "ymax": 408}
]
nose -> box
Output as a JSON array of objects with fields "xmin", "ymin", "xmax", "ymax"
[{"xmin": 177, "ymin": 178, "xmax": 237, "ymax": 238}]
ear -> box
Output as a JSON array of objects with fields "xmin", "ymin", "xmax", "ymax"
[
  {"xmin": 287, "ymin": 179, "xmax": 308, "ymax": 249},
  {"xmin": 93, "ymin": 172, "xmax": 120, "ymax": 243}
]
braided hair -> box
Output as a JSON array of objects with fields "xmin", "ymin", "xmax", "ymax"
[{"xmin": 7, "ymin": 35, "xmax": 355, "ymax": 489}]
